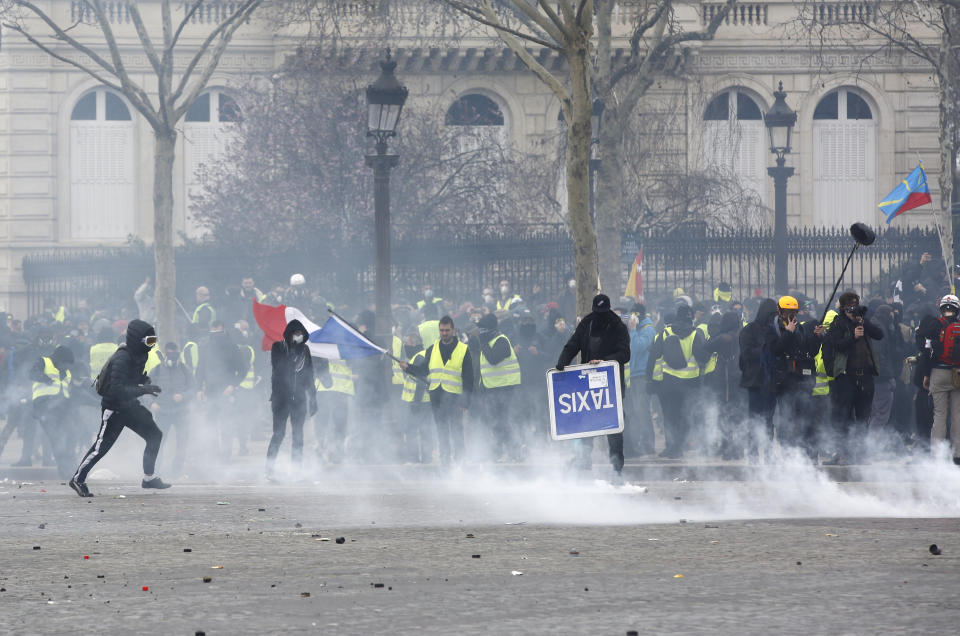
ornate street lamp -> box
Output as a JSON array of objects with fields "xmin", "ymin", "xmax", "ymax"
[
  {"xmin": 365, "ymin": 49, "xmax": 408, "ymax": 349},
  {"xmin": 764, "ymin": 81, "xmax": 797, "ymax": 294}
]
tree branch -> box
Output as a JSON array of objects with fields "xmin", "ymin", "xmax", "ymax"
[
  {"xmin": 445, "ymin": 1, "xmax": 562, "ymax": 50},
  {"xmin": 172, "ymin": 0, "xmax": 264, "ymax": 118},
  {"xmin": 477, "ymin": 2, "xmax": 571, "ymax": 112},
  {"xmin": 126, "ymin": 2, "xmax": 163, "ymax": 77}
]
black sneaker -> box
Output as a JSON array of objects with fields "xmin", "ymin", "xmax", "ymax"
[
  {"xmin": 953, "ymin": 457, "xmax": 960, "ymax": 466},
  {"xmin": 141, "ymin": 477, "xmax": 172, "ymax": 489},
  {"xmin": 69, "ymin": 479, "xmax": 93, "ymax": 498}
]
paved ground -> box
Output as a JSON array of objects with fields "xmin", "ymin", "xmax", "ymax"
[{"xmin": 2, "ymin": 468, "xmax": 959, "ymax": 635}]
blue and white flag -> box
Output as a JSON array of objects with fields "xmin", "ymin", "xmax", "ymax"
[{"xmin": 308, "ymin": 314, "xmax": 386, "ymax": 360}]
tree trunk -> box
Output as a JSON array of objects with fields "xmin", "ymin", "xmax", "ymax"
[
  {"xmin": 938, "ymin": 6, "xmax": 958, "ymax": 288},
  {"xmin": 568, "ymin": 45, "xmax": 598, "ymax": 319},
  {"xmin": 596, "ymin": 101, "xmax": 623, "ymax": 299},
  {"xmin": 153, "ymin": 129, "xmax": 178, "ymax": 343}
]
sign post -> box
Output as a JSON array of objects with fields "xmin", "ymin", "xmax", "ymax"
[{"xmin": 546, "ymin": 361, "xmax": 624, "ymax": 441}]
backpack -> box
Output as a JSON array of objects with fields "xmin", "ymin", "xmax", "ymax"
[
  {"xmin": 92, "ymin": 353, "xmax": 116, "ymax": 397},
  {"xmin": 662, "ymin": 332, "xmax": 687, "ymax": 370},
  {"xmin": 937, "ymin": 321, "xmax": 960, "ymax": 366}
]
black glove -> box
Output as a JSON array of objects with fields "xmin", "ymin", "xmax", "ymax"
[
  {"xmin": 318, "ymin": 370, "xmax": 333, "ymax": 389},
  {"xmin": 138, "ymin": 384, "xmax": 162, "ymax": 396},
  {"xmin": 308, "ymin": 399, "xmax": 318, "ymax": 417},
  {"xmin": 556, "ymin": 363, "xmax": 564, "ymax": 372}
]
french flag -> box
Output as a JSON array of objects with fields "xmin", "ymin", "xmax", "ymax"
[{"xmin": 252, "ymin": 300, "xmax": 385, "ymax": 360}]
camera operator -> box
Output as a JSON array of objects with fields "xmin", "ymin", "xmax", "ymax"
[
  {"xmin": 771, "ymin": 296, "xmax": 824, "ymax": 459},
  {"xmin": 824, "ymin": 291, "xmax": 883, "ymax": 464}
]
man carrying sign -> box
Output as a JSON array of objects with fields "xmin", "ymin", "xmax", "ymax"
[{"xmin": 555, "ymin": 294, "xmax": 631, "ymax": 474}]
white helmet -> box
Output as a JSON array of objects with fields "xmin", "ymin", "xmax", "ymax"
[
  {"xmin": 290, "ymin": 273, "xmax": 306, "ymax": 287},
  {"xmin": 939, "ymin": 294, "xmax": 960, "ymax": 311}
]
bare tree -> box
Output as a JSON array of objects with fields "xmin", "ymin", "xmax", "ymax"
[
  {"xmin": 795, "ymin": 0, "xmax": 960, "ymax": 282},
  {"xmin": 1, "ymin": 0, "xmax": 265, "ymax": 339},
  {"xmin": 592, "ymin": 0, "xmax": 736, "ymax": 294},
  {"xmin": 439, "ymin": 0, "xmax": 603, "ymax": 316},
  {"xmin": 189, "ymin": 57, "xmax": 560, "ymax": 253}
]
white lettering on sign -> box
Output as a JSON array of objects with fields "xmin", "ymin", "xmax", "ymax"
[{"xmin": 557, "ymin": 389, "xmax": 615, "ymax": 414}]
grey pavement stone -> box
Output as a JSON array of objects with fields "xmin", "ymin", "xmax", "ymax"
[{"xmin": 1, "ymin": 478, "xmax": 958, "ymax": 635}]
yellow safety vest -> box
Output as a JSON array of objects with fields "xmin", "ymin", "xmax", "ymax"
[
  {"xmin": 89, "ymin": 342, "xmax": 118, "ymax": 377},
  {"xmin": 401, "ymin": 351, "xmax": 430, "ymax": 403},
  {"xmin": 812, "ymin": 310, "xmax": 838, "ymax": 396},
  {"xmin": 496, "ymin": 295, "xmax": 522, "ymax": 312},
  {"xmin": 180, "ymin": 341, "xmax": 199, "ymax": 375},
  {"xmin": 650, "ymin": 329, "xmax": 666, "ymax": 382},
  {"xmin": 624, "ymin": 361, "xmax": 631, "ymax": 389},
  {"xmin": 53, "ymin": 306, "xmax": 66, "ymax": 323},
  {"xmin": 316, "ymin": 360, "xmax": 355, "ymax": 396},
  {"xmin": 391, "ymin": 336, "xmax": 404, "ymax": 385},
  {"xmin": 239, "ymin": 345, "xmax": 256, "ymax": 390},
  {"xmin": 419, "ymin": 320, "xmax": 440, "ymax": 349},
  {"xmin": 479, "ymin": 334, "xmax": 521, "ymax": 389},
  {"xmin": 33, "ymin": 357, "xmax": 71, "ymax": 400},
  {"xmin": 660, "ymin": 327, "xmax": 700, "ymax": 379},
  {"xmin": 145, "ymin": 348, "xmax": 162, "ymax": 374},
  {"xmin": 428, "ymin": 340, "xmax": 468, "ymax": 394},
  {"xmin": 192, "ymin": 302, "xmax": 216, "ymax": 325},
  {"xmin": 698, "ymin": 323, "xmax": 717, "ymax": 375},
  {"xmin": 416, "ymin": 298, "xmax": 443, "ymax": 310}
]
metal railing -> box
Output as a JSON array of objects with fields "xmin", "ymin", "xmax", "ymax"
[{"xmin": 22, "ymin": 225, "xmax": 939, "ymax": 319}]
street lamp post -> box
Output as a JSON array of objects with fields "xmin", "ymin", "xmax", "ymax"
[
  {"xmin": 764, "ymin": 81, "xmax": 797, "ymax": 295},
  {"xmin": 365, "ymin": 50, "xmax": 408, "ymax": 347},
  {"xmin": 588, "ymin": 98, "xmax": 605, "ymax": 223}
]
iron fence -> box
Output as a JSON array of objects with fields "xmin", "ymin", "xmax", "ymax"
[{"xmin": 22, "ymin": 225, "xmax": 940, "ymax": 319}]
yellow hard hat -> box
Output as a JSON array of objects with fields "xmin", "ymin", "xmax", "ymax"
[{"xmin": 778, "ymin": 295, "xmax": 799, "ymax": 310}]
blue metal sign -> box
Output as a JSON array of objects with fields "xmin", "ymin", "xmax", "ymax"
[{"xmin": 546, "ymin": 361, "xmax": 624, "ymax": 440}]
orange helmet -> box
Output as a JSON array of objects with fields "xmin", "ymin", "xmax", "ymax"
[{"xmin": 778, "ymin": 296, "xmax": 799, "ymax": 310}]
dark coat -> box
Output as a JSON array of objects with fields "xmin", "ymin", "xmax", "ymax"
[
  {"xmin": 270, "ymin": 319, "xmax": 316, "ymax": 406},
  {"xmin": 100, "ymin": 319, "xmax": 154, "ymax": 412},
  {"xmin": 556, "ymin": 310, "xmax": 631, "ymax": 390},
  {"xmin": 824, "ymin": 311, "xmax": 883, "ymax": 376},
  {"xmin": 705, "ymin": 312, "xmax": 742, "ymax": 401},
  {"xmin": 739, "ymin": 299, "xmax": 778, "ymax": 390}
]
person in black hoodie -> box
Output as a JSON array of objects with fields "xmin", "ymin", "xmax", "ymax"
[
  {"xmin": 738, "ymin": 298, "xmax": 778, "ymax": 461},
  {"xmin": 705, "ymin": 311, "xmax": 744, "ymax": 459},
  {"xmin": 266, "ymin": 319, "xmax": 321, "ymax": 479},
  {"xmin": 556, "ymin": 294, "xmax": 631, "ymax": 474},
  {"xmin": 69, "ymin": 319, "xmax": 168, "ymax": 497}
]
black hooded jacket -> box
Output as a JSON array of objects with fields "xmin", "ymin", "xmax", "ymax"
[
  {"xmin": 739, "ymin": 299, "xmax": 778, "ymax": 389},
  {"xmin": 100, "ymin": 319, "xmax": 155, "ymax": 411},
  {"xmin": 270, "ymin": 319, "xmax": 315, "ymax": 405},
  {"xmin": 557, "ymin": 310, "xmax": 631, "ymax": 390}
]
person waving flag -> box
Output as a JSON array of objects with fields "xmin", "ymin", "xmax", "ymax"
[{"xmin": 878, "ymin": 164, "xmax": 932, "ymax": 224}]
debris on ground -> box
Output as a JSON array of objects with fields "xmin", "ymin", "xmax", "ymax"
[
  {"xmin": 335, "ymin": 537, "xmax": 346, "ymax": 544},
  {"xmin": 929, "ymin": 544, "xmax": 942, "ymax": 555},
  {"xmin": 511, "ymin": 571, "xmax": 523, "ymax": 576}
]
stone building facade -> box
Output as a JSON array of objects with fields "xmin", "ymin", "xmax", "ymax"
[{"xmin": 0, "ymin": 1, "xmax": 945, "ymax": 315}]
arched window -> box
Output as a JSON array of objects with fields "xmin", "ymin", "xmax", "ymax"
[
  {"xmin": 700, "ymin": 89, "xmax": 767, "ymax": 207},
  {"xmin": 69, "ymin": 88, "xmax": 136, "ymax": 240},
  {"xmin": 812, "ymin": 88, "xmax": 876, "ymax": 227},
  {"xmin": 445, "ymin": 92, "xmax": 508, "ymax": 152},
  {"xmin": 445, "ymin": 93, "xmax": 504, "ymax": 126},
  {"xmin": 183, "ymin": 89, "xmax": 240, "ymax": 237}
]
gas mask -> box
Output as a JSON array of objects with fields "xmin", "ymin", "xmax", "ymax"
[
  {"xmin": 500, "ymin": 285, "xmax": 510, "ymax": 295},
  {"xmin": 292, "ymin": 333, "xmax": 305, "ymax": 344},
  {"xmin": 424, "ymin": 289, "xmax": 434, "ymax": 299}
]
